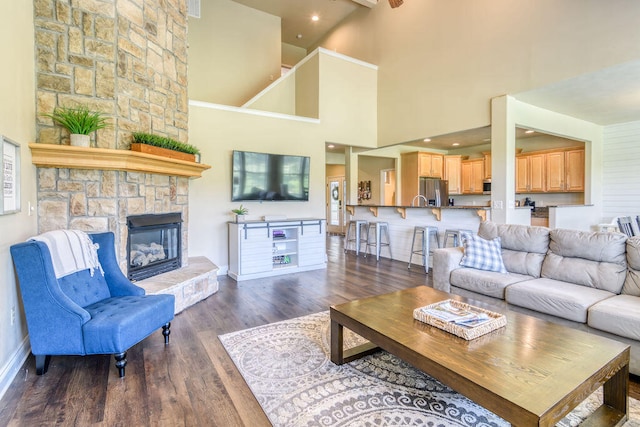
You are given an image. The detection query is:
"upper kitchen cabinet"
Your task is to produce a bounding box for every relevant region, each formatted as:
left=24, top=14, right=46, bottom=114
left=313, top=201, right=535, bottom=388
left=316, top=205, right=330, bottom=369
left=401, top=151, right=444, bottom=205
left=547, top=148, right=585, bottom=192
left=444, top=155, right=463, bottom=195
left=482, top=152, right=491, bottom=179
left=516, top=147, right=584, bottom=194
left=516, top=152, right=545, bottom=193
left=461, top=158, right=484, bottom=194
left=417, top=152, right=444, bottom=178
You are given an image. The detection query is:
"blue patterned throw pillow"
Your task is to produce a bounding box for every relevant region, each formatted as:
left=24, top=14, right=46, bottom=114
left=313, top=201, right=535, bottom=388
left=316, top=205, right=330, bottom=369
left=459, top=234, right=508, bottom=273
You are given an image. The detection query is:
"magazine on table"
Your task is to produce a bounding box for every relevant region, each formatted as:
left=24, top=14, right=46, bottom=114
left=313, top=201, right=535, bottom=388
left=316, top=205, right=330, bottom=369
left=418, top=301, right=492, bottom=328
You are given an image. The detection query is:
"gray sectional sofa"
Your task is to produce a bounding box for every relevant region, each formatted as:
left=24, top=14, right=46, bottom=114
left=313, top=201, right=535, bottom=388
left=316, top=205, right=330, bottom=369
left=433, top=221, right=640, bottom=375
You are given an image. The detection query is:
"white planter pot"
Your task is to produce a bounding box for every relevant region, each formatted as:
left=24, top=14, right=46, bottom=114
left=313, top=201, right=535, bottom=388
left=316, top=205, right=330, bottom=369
left=70, top=134, right=90, bottom=147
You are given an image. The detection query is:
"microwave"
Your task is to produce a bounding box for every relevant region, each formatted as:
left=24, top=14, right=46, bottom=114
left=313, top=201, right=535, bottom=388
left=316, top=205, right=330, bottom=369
left=482, top=179, right=491, bottom=194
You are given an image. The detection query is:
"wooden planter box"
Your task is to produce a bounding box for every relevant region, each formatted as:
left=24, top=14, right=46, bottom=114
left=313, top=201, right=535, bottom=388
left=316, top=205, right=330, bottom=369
left=130, top=143, right=196, bottom=162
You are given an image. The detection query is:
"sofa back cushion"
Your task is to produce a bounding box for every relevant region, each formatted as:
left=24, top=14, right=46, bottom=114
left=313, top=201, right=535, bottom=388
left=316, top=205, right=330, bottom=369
left=541, top=229, right=627, bottom=293
left=478, top=221, right=549, bottom=277
left=58, top=268, right=111, bottom=308
left=623, top=236, right=640, bottom=296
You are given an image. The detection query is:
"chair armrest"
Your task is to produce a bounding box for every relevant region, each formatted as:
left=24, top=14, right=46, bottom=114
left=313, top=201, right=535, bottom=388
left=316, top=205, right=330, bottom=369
left=432, top=247, right=464, bottom=293
left=10, top=241, right=90, bottom=355
left=91, top=232, right=144, bottom=296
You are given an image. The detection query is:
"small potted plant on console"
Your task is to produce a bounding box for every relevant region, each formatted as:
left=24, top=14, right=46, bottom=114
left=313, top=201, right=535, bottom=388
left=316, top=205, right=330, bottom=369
left=231, top=205, right=248, bottom=222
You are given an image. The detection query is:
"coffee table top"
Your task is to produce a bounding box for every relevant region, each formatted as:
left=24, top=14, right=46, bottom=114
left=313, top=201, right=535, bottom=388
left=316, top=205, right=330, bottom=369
left=330, top=286, right=630, bottom=425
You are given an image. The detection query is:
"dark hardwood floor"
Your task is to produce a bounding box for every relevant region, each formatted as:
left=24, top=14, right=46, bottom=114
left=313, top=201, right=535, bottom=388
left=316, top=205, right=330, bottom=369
left=0, top=235, right=637, bottom=426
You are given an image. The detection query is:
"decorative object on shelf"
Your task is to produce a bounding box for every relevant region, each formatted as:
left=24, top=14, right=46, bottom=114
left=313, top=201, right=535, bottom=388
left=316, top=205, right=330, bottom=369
left=357, top=180, right=372, bottom=203
left=130, top=132, right=200, bottom=162
left=42, top=106, right=110, bottom=147
left=231, top=204, right=248, bottom=222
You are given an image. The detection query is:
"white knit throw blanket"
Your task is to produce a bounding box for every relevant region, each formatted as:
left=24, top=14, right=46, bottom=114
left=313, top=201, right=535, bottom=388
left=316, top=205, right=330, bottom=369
left=31, top=230, right=103, bottom=279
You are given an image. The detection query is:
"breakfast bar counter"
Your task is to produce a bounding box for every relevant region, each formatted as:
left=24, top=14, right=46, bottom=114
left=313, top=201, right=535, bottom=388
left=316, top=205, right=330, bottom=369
left=345, top=204, right=490, bottom=265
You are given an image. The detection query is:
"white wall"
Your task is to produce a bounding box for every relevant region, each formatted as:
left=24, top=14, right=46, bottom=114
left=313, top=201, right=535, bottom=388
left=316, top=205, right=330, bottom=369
left=0, top=0, right=36, bottom=399
left=602, top=120, right=640, bottom=222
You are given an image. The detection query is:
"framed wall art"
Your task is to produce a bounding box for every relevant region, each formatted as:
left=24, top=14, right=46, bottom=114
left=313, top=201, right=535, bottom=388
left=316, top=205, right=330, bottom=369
left=1, top=135, right=20, bottom=215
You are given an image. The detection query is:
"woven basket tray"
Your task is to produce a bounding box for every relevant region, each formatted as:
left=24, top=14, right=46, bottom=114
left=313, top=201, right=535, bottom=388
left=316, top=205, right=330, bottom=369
left=413, top=299, right=507, bottom=340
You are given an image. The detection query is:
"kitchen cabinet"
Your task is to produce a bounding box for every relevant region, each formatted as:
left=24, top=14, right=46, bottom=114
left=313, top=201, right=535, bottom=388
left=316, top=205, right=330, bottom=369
left=516, top=153, right=545, bottom=193
left=547, top=148, right=585, bottom=192
left=461, top=159, right=484, bottom=194
left=444, top=155, right=463, bottom=195
left=401, top=151, right=445, bottom=205
left=482, top=152, right=491, bottom=179
left=418, top=152, right=444, bottom=178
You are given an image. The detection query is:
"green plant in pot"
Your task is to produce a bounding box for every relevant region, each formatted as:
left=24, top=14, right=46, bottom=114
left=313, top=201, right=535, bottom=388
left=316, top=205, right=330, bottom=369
left=43, top=106, right=110, bottom=147
left=231, top=205, right=248, bottom=222
left=131, top=132, right=200, bottom=155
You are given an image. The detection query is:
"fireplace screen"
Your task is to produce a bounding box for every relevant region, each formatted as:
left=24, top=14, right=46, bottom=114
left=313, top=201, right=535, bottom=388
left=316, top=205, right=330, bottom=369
left=127, top=213, right=182, bottom=281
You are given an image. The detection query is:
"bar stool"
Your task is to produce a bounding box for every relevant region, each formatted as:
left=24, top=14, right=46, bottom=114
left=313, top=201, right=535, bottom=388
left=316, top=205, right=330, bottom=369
left=364, top=221, right=392, bottom=261
left=344, top=220, right=368, bottom=256
left=443, top=228, right=473, bottom=247
left=408, top=226, right=440, bottom=273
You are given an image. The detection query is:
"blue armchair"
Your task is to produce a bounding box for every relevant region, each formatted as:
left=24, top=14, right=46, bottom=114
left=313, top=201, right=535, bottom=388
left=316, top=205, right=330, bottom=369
left=10, top=231, right=175, bottom=377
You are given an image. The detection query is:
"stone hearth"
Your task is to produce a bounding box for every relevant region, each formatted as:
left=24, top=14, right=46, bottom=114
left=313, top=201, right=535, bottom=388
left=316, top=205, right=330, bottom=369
left=136, top=257, right=219, bottom=314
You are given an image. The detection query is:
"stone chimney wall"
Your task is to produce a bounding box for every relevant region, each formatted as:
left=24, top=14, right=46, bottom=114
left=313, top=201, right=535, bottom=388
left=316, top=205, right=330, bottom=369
left=33, top=0, right=190, bottom=271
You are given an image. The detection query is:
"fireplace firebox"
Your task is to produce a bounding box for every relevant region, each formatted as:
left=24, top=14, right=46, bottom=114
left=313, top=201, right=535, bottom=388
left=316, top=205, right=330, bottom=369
left=127, top=213, right=182, bottom=281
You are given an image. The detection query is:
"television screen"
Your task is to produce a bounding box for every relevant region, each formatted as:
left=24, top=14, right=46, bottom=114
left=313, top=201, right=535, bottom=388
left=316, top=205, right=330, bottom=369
left=232, top=150, right=310, bottom=201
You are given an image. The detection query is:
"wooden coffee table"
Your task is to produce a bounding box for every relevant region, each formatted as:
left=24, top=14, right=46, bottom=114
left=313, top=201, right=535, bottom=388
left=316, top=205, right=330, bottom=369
left=330, top=286, right=630, bottom=426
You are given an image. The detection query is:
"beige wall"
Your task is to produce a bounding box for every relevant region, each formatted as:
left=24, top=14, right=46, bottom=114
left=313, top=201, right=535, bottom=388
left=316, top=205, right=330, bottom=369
left=282, top=43, right=306, bottom=67
left=0, top=0, right=36, bottom=397
left=188, top=103, right=325, bottom=272
left=188, top=0, right=281, bottom=106
left=358, top=156, right=395, bottom=205
left=316, top=0, right=640, bottom=147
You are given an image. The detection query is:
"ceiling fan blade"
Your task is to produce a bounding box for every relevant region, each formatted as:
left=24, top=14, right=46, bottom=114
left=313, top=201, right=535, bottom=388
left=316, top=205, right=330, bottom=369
left=389, top=0, right=404, bottom=8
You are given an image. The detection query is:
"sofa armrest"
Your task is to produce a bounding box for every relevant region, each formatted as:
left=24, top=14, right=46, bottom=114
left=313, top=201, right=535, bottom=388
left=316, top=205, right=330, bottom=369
left=432, top=247, right=464, bottom=293
left=91, top=232, right=145, bottom=296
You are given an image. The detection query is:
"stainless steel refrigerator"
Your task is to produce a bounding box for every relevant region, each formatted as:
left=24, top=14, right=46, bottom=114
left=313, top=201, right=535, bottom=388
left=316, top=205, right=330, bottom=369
left=418, top=178, right=449, bottom=207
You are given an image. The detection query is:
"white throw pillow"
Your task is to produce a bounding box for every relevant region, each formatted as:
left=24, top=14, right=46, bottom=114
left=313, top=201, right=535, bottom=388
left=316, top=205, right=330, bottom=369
left=460, top=234, right=508, bottom=273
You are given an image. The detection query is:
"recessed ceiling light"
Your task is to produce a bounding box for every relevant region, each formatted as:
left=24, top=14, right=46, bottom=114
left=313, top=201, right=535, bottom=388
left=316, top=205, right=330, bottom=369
left=327, top=144, right=335, bottom=149
left=311, top=15, right=319, bottom=21
left=452, top=143, right=460, bottom=146
left=483, top=138, right=491, bottom=142
left=525, top=130, right=535, bottom=134
left=296, top=34, right=303, bottom=39
left=423, top=138, right=431, bottom=142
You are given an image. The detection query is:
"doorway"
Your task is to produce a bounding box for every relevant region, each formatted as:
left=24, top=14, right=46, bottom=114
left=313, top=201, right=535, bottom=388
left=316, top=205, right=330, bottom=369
left=380, top=169, right=396, bottom=205
left=326, top=176, right=346, bottom=235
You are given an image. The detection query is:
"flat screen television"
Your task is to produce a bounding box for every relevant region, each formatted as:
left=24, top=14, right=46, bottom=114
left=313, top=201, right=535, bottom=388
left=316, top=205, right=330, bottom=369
left=232, top=150, right=310, bottom=201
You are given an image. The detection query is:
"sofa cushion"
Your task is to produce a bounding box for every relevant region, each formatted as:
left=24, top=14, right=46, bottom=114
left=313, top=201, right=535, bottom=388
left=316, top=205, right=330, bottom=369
left=588, top=294, right=640, bottom=340
left=541, top=229, right=627, bottom=294
left=451, top=268, right=533, bottom=299
left=623, top=236, right=640, bottom=296
left=459, top=234, right=507, bottom=273
left=505, top=278, right=615, bottom=323
left=58, top=268, right=111, bottom=308
left=478, top=221, right=549, bottom=277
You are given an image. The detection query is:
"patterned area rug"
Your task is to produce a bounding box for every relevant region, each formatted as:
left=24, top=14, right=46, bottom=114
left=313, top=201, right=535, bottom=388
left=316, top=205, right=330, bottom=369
left=219, top=311, right=640, bottom=427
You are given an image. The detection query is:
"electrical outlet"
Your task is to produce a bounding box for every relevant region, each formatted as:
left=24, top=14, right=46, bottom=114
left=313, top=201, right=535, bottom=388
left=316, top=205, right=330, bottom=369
left=10, top=307, right=16, bottom=325
left=493, top=200, right=503, bottom=209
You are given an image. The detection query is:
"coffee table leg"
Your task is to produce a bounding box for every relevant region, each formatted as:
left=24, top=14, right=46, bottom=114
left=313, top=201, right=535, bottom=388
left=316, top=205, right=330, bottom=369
left=331, top=319, right=344, bottom=365
left=603, top=362, right=629, bottom=420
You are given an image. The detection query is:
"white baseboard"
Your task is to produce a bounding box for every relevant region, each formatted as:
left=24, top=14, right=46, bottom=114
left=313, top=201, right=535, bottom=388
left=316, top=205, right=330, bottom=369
left=0, top=336, right=30, bottom=401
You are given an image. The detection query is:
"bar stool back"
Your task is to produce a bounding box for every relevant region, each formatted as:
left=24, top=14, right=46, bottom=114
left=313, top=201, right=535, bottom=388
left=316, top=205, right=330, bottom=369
left=408, top=226, right=440, bottom=273
left=365, top=221, right=392, bottom=261
left=443, top=228, right=474, bottom=247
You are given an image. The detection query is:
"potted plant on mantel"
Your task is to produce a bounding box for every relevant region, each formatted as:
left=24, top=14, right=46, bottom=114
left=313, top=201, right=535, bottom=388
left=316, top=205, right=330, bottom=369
left=43, top=106, right=110, bottom=147
left=131, top=132, right=200, bottom=162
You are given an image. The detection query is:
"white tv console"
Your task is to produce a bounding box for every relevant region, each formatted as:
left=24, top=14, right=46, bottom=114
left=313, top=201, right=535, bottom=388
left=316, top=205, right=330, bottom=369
left=228, top=218, right=327, bottom=281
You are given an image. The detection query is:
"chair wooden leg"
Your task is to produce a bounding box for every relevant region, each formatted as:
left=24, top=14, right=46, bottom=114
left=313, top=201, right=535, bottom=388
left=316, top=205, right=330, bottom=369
left=35, top=355, right=51, bottom=375
left=162, top=322, right=171, bottom=345
left=114, top=352, right=127, bottom=378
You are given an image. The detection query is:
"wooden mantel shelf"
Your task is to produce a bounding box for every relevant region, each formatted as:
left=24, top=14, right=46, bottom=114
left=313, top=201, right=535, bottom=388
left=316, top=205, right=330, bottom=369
left=29, top=143, right=211, bottom=178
